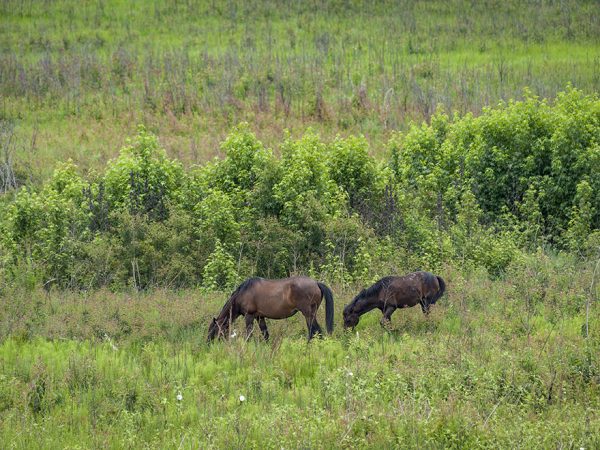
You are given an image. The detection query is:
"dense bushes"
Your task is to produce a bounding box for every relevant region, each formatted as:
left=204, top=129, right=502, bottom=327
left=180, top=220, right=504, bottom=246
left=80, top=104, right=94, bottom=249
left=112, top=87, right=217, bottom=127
left=390, top=88, right=600, bottom=244
left=1, top=89, right=598, bottom=290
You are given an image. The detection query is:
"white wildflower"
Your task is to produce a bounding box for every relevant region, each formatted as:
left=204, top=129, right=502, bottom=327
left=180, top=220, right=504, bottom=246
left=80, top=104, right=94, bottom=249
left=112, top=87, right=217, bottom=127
left=103, top=333, right=118, bottom=351
left=347, top=371, right=353, bottom=377
left=176, top=392, right=183, bottom=402
left=230, top=331, right=237, bottom=338
left=239, top=395, right=246, bottom=402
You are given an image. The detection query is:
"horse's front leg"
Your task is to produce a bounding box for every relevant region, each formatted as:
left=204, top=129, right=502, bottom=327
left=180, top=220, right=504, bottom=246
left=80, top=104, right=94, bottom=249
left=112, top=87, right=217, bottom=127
left=244, top=314, right=256, bottom=340
left=380, top=305, right=396, bottom=329
left=257, top=317, right=269, bottom=341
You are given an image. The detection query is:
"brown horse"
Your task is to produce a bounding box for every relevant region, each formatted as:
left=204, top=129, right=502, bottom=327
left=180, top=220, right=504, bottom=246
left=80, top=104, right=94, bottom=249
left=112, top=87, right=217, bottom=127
left=207, top=276, right=334, bottom=342
left=343, top=271, right=445, bottom=329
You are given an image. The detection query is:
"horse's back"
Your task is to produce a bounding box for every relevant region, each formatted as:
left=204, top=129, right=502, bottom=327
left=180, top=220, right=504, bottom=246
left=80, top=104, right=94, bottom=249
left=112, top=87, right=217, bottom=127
left=287, top=275, right=319, bottom=289
left=388, top=271, right=441, bottom=304
left=257, top=276, right=317, bottom=293
left=242, top=276, right=320, bottom=297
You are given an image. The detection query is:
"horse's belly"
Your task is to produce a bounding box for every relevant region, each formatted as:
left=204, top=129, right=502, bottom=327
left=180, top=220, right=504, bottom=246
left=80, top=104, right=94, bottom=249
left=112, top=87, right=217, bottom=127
left=255, top=298, right=296, bottom=319
left=391, top=286, right=421, bottom=308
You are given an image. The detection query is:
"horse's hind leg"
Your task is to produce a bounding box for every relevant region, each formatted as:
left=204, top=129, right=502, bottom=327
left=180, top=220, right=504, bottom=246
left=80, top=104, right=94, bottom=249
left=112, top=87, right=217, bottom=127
left=302, top=311, right=323, bottom=340
left=258, top=317, right=269, bottom=341
left=307, top=318, right=323, bottom=340
left=244, top=314, right=256, bottom=340
left=420, top=299, right=431, bottom=316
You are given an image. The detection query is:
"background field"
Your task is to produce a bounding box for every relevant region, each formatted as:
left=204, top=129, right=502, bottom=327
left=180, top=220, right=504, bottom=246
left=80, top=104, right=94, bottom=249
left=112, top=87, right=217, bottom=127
left=1, top=0, right=599, bottom=182
left=1, top=1, right=600, bottom=448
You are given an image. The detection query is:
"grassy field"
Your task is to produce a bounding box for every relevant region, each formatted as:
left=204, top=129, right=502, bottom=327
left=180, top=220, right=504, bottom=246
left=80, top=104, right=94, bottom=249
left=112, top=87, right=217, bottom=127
left=1, top=1, right=600, bottom=448
left=1, top=0, right=599, bottom=182
left=1, top=257, right=599, bottom=448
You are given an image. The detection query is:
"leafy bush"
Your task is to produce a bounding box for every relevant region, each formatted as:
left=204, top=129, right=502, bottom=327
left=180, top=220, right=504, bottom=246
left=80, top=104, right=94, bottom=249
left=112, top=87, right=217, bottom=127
left=391, top=87, right=600, bottom=246
left=201, top=240, right=238, bottom=292
left=273, top=132, right=343, bottom=228
left=327, top=135, right=382, bottom=208
left=103, top=126, right=184, bottom=220
left=0, top=89, right=598, bottom=290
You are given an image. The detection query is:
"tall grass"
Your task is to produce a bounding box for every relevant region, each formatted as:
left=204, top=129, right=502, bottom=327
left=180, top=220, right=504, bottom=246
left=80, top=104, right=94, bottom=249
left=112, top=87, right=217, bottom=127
left=0, top=258, right=599, bottom=448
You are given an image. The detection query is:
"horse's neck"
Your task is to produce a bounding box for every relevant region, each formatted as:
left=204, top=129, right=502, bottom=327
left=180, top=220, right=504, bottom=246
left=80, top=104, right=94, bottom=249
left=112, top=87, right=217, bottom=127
left=356, top=295, right=381, bottom=316
left=217, top=300, right=236, bottom=323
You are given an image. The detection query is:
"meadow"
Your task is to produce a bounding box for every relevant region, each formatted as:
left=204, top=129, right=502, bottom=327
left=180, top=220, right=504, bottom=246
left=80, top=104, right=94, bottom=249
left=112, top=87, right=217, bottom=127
left=1, top=1, right=600, bottom=448
left=0, top=257, right=599, bottom=448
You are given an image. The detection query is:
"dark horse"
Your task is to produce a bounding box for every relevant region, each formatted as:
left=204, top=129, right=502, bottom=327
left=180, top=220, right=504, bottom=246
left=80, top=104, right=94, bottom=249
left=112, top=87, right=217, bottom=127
left=207, top=276, right=334, bottom=342
left=343, top=271, right=445, bottom=329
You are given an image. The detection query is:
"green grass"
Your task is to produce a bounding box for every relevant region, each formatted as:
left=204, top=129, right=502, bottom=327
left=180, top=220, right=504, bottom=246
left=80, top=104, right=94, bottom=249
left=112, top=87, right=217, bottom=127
left=1, top=0, right=599, bottom=182
left=1, top=261, right=599, bottom=448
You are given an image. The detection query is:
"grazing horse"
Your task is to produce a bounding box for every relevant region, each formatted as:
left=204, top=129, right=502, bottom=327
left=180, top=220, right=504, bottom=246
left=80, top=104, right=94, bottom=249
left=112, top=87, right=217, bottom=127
left=343, top=271, right=446, bottom=329
left=207, top=276, right=334, bottom=342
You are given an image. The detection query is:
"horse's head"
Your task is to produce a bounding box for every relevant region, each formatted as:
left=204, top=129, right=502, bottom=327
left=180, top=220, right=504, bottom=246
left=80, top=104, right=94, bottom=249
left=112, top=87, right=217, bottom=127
left=343, top=303, right=360, bottom=329
left=207, top=317, right=228, bottom=342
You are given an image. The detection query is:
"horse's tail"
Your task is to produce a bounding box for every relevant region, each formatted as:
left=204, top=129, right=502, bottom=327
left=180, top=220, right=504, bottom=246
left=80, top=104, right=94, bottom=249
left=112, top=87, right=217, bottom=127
left=317, top=282, right=334, bottom=334
left=431, top=276, right=446, bottom=304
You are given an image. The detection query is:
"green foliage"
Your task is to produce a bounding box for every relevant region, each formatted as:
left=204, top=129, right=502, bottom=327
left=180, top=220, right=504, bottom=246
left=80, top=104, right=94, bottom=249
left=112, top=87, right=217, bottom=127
left=327, top=135, right=381, bottom=208
left=103, top=126, right=184, bottom=219
left=193, top=189, right=241, bottom=251
left=465, top=94, right=557, bottom=222
left=565, top=179, right=596, bottom=255
left=217, top=123, right=272, bottom=193
left=201, top=240, right=238, bottom=292
left=390, top=111, right=449, bottom=192
left=243, top=217, right=300, bottom=278
left=274, top=132, right=343, bottom=228
left=1, top=162, right=89, bottom=285
left=1, top=89, right=599, bottom=290
left=392, top=88, right=600, bottom=247
left=47, top=160, right=86, bottom=203
left=517, top=184, right=545, bottom=249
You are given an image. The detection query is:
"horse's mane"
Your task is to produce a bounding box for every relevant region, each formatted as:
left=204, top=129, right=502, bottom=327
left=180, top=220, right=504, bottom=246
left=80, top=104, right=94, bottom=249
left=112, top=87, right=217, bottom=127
left=217, top=277, right=262, bottom=318
left=346, top=276, right=395, bottom=311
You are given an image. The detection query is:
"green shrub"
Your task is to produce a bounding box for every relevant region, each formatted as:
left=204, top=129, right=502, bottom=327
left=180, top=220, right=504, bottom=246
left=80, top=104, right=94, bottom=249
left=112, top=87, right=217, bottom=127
left=389, top=88, right=600, bottom=246
left=565, top=179, right=595, bottom=255
left=193, top=189, right=241, bottom=252
left=327, top=135, right=382, bottom=208
left=201, top=240, right=238, bottom=292
left=103, top=126, right=184, bottom=220
left=1, top=89, right=599, bottom=290
left=217, top=123, right=272, bottom=193
left=273, top=131, right=343, bottom=229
